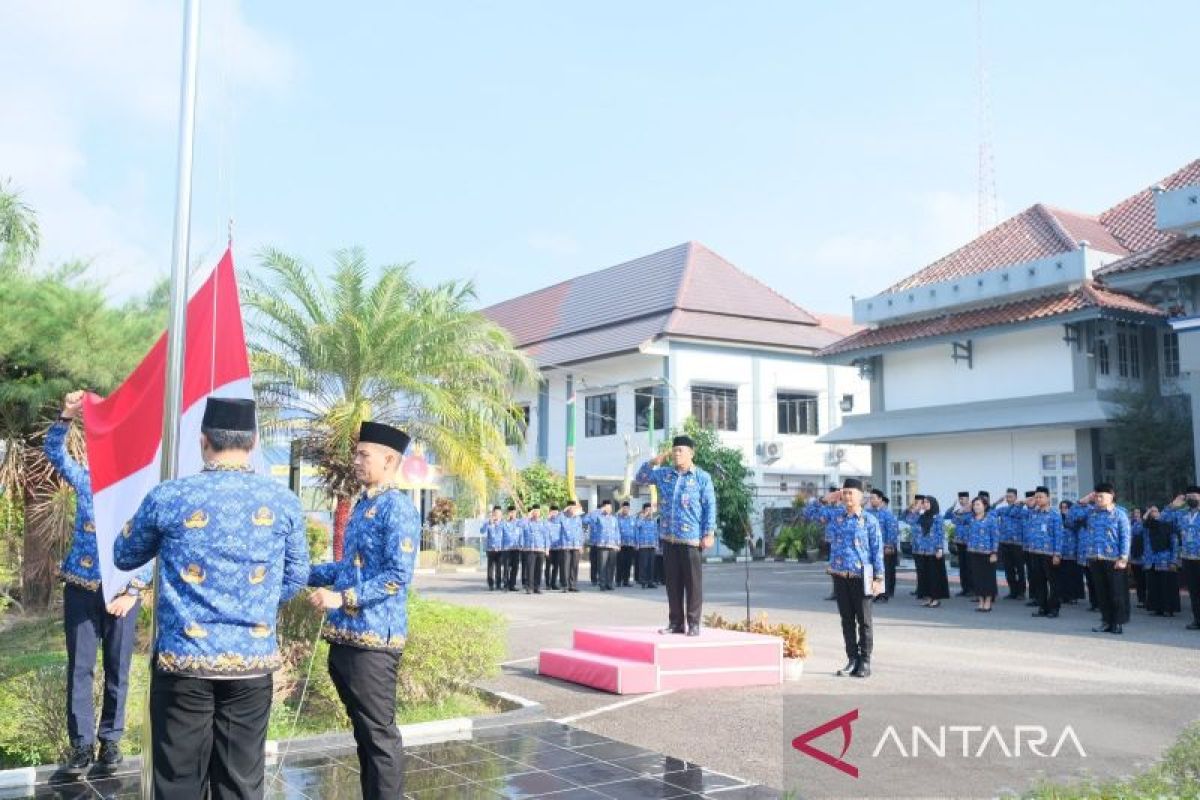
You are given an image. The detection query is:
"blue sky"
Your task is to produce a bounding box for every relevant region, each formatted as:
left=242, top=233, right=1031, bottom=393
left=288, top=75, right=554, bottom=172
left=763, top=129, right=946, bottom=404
left=2, top=1, right=1197, bottom=315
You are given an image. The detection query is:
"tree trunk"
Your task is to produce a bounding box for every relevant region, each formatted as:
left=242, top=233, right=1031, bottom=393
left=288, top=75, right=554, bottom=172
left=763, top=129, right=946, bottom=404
left=21, top=481, right=55, bottom=610
left=332, top=495, right=351, bottom=561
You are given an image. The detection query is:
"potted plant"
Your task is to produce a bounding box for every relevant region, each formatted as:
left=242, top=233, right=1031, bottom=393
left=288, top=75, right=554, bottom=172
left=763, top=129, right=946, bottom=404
left=772, top=525, right=806, bottom=561
left=703, top=612, right=810, bottom=681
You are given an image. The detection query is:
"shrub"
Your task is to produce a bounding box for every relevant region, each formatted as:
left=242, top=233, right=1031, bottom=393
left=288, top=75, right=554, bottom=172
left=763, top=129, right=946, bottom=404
left=456, top=546, right=480, bottom=567
left=703, top=611, right=810, bottom=660
left=305, top=517, right=331, bottom=562
left=399, top=592, right=505, bottom=704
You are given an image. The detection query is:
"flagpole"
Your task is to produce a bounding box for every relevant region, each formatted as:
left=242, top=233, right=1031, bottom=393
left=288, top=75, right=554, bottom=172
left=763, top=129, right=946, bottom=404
left=142, top=1, right=201, bottom=797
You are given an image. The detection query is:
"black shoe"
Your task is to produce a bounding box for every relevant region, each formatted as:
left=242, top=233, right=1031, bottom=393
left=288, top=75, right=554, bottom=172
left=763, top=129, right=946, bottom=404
left=533, top=589, right=542, bottom=594
left=956, top=590, right=970, bottom=597
left=568, top=587, right=580, bottom=592
left=836, top=658, right=858, bottom=677
left=524, top=588, right=532, bottom=594
left=63, top=744, right=93, bottom=775
left=97, top=741, right=123, bottom=769
left=659, top=626, right=685, bottom=635
left=1004, top=594, right=1020, bottom=600
left=1033, top=610, right=1049, bottom=617
left=1187, top=622, right=1200, bottom=630
left=1046, top=611, right=1059, bottom=618
left=873, top=595, right=889, bottom=604
left=1025, top=600, right=1039, bottom=607
left=1092, top=624, right=1112, bottom=633
left=851, top=659, right=871, bottom=678
left=1111, top=624, right=1123, bottom=635
left=686, top=627, right=701, bottom=637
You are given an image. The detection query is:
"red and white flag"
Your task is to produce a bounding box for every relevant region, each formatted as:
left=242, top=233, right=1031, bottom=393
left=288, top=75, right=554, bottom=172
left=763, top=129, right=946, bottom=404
left=83, top=248, right=255, bottom=602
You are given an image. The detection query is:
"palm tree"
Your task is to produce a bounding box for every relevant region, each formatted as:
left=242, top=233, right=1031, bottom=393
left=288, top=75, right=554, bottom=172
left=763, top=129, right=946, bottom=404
left=0, top=179, right=41, bottom=272
left=243, top=247, right=537, bottom=559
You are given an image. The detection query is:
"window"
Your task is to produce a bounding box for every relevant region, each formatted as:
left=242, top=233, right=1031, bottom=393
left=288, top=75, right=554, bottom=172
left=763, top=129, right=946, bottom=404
left=1164, top=331, right=1181, bottom=379
left=888, top=460, right=918, bottom=509
left=1097, top=337, right=1110, bottom=376
left=777, top=392, right=818, bottom=435
left=584, top=393, right=616, bottom=438
left=634, top=385, right=665, bottom=432
left=1040, top=452, right=1078, bottom=502
left=1116, top=322, right=1140, bottom=379
left=691, top=385, right=738, bottom=431
left=505, top=404, right=530, bottom=446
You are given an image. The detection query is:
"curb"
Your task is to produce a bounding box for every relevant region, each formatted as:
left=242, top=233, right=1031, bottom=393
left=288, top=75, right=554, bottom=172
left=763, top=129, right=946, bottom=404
left=0, top=687, right=544, bottom=792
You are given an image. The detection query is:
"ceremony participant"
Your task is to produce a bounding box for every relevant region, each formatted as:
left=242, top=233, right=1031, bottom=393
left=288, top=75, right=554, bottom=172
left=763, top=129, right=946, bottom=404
left=1142, top=507, right=1180, bottom=617
left=546, top=505, right=562, bottom=590
left=616, top=501, right=637, bottom=587
left=1130, top=507, right=1147, bottom=608
left=902, top=496, right=925, bottom=597
left=1071, top=483, right=1131, bottom=635
left=585, top=500, right=620, bottom=590
left=964, top=496, right=1000, bottom=612
left=1057, top=500, right=1086, bottom=604
left=1164, top=486, right=1200, bottom=629
left=636, top=435, right=717, bottom=636
left=501, top=505, right=521, bottom=592
left=866, top=489, right=899, bottom=602
left=481, top=506, right=504, bottom=591
left=821, top=479, right=883, bottom=678
left=557, top=501, right=584, bottom=592
left=914, top=496, right=948, bottom=607
left=947, top=491, right=974, bottom=597
left=521, top=505, right=550, bottom=594
left=1024, top=487, right=1064, bottom=618
left=995, top=488, right=1028, bottom=600
left=115, top=398, right=309, bottom=799
left=47, top=391, right=151, bottom=775
left=307, top=421, right=420, bottom=799
left=636, top=502, right=659, bottom=589
left=804, top=487, right=841, bottom=601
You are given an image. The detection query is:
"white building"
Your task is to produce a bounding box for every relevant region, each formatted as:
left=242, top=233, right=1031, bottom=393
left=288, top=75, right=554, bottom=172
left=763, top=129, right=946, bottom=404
left=819, top=159, right=1200, bottom=508
left=482, top=241, right=871, bottom=544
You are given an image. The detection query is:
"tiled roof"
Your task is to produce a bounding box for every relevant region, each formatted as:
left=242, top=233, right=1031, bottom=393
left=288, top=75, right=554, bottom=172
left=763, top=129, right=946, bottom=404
left=884, top=204, right=1128, bottom=293
left=1096, top=235, right=1200, bottom=278
left=813, top=313, right=863, bottom=338
left=1098, top=159, right=1200, bottom=253
left=483, top=242, right=831, bottom=366
left=818, top=283, right=1164, bottom=358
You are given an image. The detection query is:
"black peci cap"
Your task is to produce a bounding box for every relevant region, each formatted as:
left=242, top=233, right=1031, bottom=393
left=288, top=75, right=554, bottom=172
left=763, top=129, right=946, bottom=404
left=958, top=491, right=970, bottom=499
left=672, top=435, right=695, bottom=449
left=1185, top=485, right=1200, bottom=494
left=492, top=505, right=502, bottom=512
left=359, top=421, right=411, bottom=455
left=621, top=501, right=630, bottom=507
left=842, top=478, right=864, bottom=491
left=549, top=504, right=559, bottom=511
left=1006, top=487, right=1019, bottom=495
left=1094, top=482, right=1116, bottom=495
left=1034, top=486, right=1050, bottom=495
left=201, top=397, right=256, bottom=432
left=1024, top=491, right=1035, bottom=498
left=914, top=494, right=926, bottom=501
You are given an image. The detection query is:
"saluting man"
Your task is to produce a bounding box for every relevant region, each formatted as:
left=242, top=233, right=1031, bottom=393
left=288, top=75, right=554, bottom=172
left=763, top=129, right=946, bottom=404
left=1024, top=486, right=1065, bottom=619
left=115, top=398, right=309, bottom=799
left=866, top=489, right=899, bottom=602
left=1070, top=482, right=1131, bottom=635
left=308, top=421, right=420, bottom=799
left=617, top=501, right=637, bottom=587
left=481, top=506, right=504, bottom=591
left=557, top=501, right=585, bottom=592
left=48, top=391, right=152, bottom=776
left=584, top=500, right=621, bottom=590
left=947, top=491, right=974, bottom=597
left=546, top=505, right=562, bottom=590
left=522, top=505, right=550, bottom=594
left=636, top=502, right=659, bottom=589
left=995, top=488, right=1028, bottom=600
left=822, top=479, right=884, bottom=678
left=1163, top=485, right=1200, bottom=630
left=501, top=505, right=521, bottom=591
left=636, top=435, right=717, bottom=636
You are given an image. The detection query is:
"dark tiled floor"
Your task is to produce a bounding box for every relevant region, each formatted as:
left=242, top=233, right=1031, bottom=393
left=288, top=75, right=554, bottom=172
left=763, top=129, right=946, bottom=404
left=7, top=721, right=782, bottom=799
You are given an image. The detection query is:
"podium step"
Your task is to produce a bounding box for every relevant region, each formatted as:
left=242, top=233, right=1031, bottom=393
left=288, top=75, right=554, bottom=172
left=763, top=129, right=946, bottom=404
left=538, top=648, right=659, bottom=694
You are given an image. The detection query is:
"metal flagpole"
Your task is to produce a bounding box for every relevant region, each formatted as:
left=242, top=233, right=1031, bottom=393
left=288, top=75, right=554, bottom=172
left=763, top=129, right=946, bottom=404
left=142, top=1, right=201, bottom=797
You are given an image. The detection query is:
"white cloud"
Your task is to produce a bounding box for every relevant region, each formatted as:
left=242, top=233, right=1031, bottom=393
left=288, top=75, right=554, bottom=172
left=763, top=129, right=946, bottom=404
left=0, top=0, right=295, bottom=298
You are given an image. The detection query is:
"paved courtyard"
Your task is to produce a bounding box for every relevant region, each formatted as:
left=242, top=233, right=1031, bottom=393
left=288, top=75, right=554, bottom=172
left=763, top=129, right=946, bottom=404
left=423, top=560, right=1200, bottom=798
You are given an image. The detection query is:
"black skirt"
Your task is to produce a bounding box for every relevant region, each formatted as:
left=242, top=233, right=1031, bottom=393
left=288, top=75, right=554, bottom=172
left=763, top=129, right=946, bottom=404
left=1056, top=559, right=1085, bottom=601
left=1146, top=567, right=1181, bottom=614
left=969, top=552, right=998, bottom=598
left=919, top=553, right=950, bottom=600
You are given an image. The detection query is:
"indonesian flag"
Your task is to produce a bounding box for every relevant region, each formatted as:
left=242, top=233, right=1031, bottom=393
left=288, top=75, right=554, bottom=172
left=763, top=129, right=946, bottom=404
left=83, top=248, right=254, bottom=603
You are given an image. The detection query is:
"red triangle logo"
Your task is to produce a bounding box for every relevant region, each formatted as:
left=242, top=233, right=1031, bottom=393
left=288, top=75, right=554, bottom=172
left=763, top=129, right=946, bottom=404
left=791, top=709, right=859, bottom=778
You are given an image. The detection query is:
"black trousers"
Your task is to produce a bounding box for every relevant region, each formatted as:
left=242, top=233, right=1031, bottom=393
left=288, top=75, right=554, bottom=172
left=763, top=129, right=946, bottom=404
left=559, top=549, right=581, bottom=590
left=1131, top=564, right=1146, bottom=604
left=663, top=542, right=703, bottom=630
left=1000, top=543, right=1026, bottom=598
left=832, top=573, right=873, bottom=660
left=883, top=549, right=898, bottom=597
left=654, top=553, right=665, bottom=584
left=328, top=645, right=405, bottom=800
left=504, top=549, right=520, bottom=590
left=150, top=671, right=272, bottom=800
left=1091, top=559, right=1130, bottom=626
left=64, top=583, right=139, bottom=748
left=637, top=548, right=656, bottom=586
left=955, top=542, right=973, bottom=594
left=486, top=551, right=503, bottom=589
left=1184, top=560, right=1200, bottom=623
left=589, top=545, right=598, bottom=584
left=593, top=548, right=618, bottom=589
left=617, top=546, right=636, bottom=585
left=1028, top=553, right=1060, bottom=613
left=1057, top=558, right=1085, bottom=601
left=547, top=549, right=561, bottom=588
left=524, top=551, right=546, bottom=592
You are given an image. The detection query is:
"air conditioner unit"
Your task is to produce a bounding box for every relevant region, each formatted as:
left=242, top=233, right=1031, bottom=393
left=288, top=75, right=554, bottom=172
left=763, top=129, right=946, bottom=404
left=761, top=440, right=783, bottom=462
left=824, top=447, right=847, bottom=466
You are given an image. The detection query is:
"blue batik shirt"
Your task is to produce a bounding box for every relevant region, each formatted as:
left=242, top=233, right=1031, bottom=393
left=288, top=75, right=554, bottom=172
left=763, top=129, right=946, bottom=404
left=115, top=465, right=309, bottom=677
left=500, top=518, right=521, bottom=549
left=1059, top=517, right=1079, bottom=561
left=546, top=514, right=561, bottom=547
left=1142, top=522, right=1179, bottom=569
left=865, top=506, right=899, bottom=549
left=617, top=513, right=637, bottom=547
left=558, top=514, right=584, bottom=550
left=803, top=500, right=836, bottom=543
left=45, top=421, right=152, bottom=595
left=995, top=503, right=1027, bottom=546
left=963, top=514, right=1000, bottom=554
left=308, top=485, right=419, bottom=654
left=946, top=505, right=972, bottom=545
left=1164, top=507, right=1200, bottom=560
left=481, top=520, right=504, bottom=552
left=584, top=511, right=620, bottom=549
left=1069, top=503, right=1131, bottom=562
left=521, top=518, right=552, bottom=552
left=911, top=514, right=947, bottom=556
left=825, top=507, right=884, bottom=577
left=635, top=461, right=717, bottom=546
left=636, top=516, right=659, bottom=548
left=1022, top=507, right=1065, bottom=556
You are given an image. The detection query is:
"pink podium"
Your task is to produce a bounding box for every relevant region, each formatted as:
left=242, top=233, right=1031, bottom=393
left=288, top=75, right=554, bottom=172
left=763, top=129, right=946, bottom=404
left=538, top=626, right=784, bottom=694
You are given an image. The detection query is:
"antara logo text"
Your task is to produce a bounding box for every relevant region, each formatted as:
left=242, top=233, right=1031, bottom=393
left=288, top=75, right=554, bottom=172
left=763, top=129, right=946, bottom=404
left=793, top=710, right=1087, bottom=778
